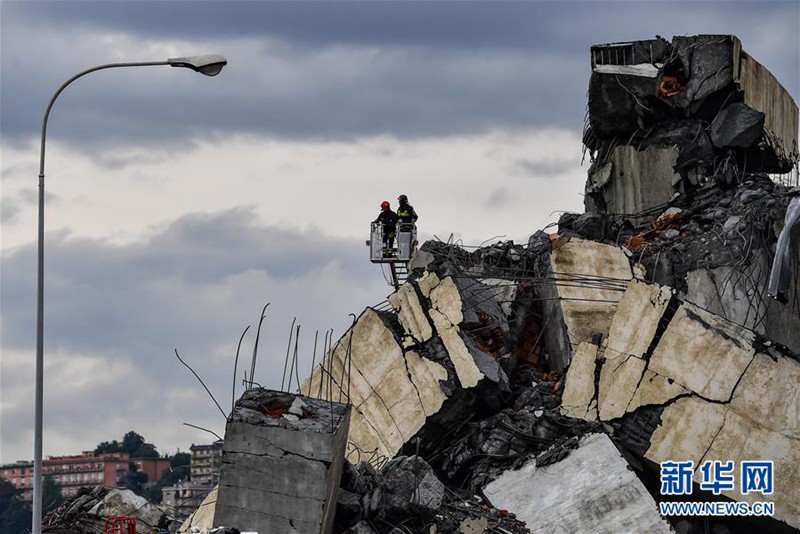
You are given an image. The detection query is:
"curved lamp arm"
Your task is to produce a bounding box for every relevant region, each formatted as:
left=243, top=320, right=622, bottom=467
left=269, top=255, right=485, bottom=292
left=33, top=54, right=226, bottom=534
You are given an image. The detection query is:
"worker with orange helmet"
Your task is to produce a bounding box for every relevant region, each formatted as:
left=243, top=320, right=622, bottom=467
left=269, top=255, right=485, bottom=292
left=373, top=200, right=398, bottom=253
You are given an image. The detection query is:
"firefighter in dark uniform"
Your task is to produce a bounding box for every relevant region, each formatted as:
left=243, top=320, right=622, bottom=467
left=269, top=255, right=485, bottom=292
left=373, top=200, right=398, bottom=253
left=396, top=194, right=418, bottom=229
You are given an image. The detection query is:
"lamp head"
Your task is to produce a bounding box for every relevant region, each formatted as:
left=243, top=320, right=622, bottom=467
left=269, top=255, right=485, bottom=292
left=168, top=54, right=227, bottom=76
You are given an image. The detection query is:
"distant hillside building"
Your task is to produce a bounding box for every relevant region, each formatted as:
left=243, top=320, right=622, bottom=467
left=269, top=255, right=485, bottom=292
left=162, top=480, right=213, bottom=519
left=131, top=456, right=171, bottom=487
left=190, top=441, right=223, bottom=486
left=0, top=461, right=35, bottom=502
left=0, top=451, right=170, bottom=501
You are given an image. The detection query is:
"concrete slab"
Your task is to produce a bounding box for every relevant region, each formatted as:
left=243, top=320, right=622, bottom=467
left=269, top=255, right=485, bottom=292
left=560, top=342, right=598, bottom=421
left=388, top=283, right=433, bottom=343
left=598, top=279, right=674, bottom=420
left=648, top=303, right=755, bottom=402
left=301, top=308, right=449, bottom=463
left=177, top=487, right=216, bottom=534
left=542, top=239, right=634, bottom=370
left=484, top=433, right=674, bottom=534
left=429, top=308, right=483, bottom=388
left=557, top=280, right=800, bottom=529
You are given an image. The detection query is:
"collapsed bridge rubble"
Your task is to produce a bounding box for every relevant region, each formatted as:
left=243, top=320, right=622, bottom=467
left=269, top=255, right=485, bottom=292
left=316, top=33, right=796, bottom=534
left=56, top=33, right=795, bottom=534
left=42, top=486, right=169, bottom=533
left=181, top=211, right=796, bottom=533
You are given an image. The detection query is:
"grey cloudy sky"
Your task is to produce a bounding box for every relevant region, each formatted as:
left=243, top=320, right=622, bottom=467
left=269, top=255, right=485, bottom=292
left=1, top=1, right=798, bottom=464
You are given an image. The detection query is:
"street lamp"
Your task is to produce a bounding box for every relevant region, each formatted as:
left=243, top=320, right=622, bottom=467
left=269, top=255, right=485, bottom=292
left=33, top=54, right=227, bottom=534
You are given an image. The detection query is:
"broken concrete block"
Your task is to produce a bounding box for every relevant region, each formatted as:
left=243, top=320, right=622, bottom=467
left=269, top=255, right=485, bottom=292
left=601, top=145, right=681, bottom=219
left=367, top=456, right=444, bottom=516
left=559, top=342, right=598, bottom=421
left=438, top=277, right=507, bottom=334
left=541, top=239, right=634, bottom=370
left=729, top=351, right=800, bottom=440
left=417, top=271, right=441, bottom=298
left=289, top=397, right=307, bottom=416
left=388, top=283, right=433, bottom=343
left=480, top=278, right=518, bottom=319
left=429, top=308, right=483, bottom=388
left=85, top=489, right=165, bottom=530
left=685, top=262, right=768, bottom=333
left=302, top=309, right=449, bottom=463
left=214, top=390, right=350, bottom=534
left=626, top=369, right=690, bottom=414
left=710, top=103, right=765, bottom=148
left=597, top=280, right=678, bottom=420
left=423, top=275, right=508, bottom=388
left=585, top=33, right=798, bottom=214
left=430, top=276, right=464, bottom=325
left=669, top=35, right=735, bottom=108
left=484, top=433, right=674, bottom=534
left=302, top=272, right=513, bottom=467
left=604, top=279, right=673, bottom=359
left=178, top=488, right=217, bottom=534
left=597, top=352, right=647, bottom=422
left=560, top=277, right=800, bottom=529
left=594, top=280, right=782, bottom=418
left=408, top=249, right=435, bottom=273
left=405, top=351, right=450, bottom=416
left=645, top=393, right=800, bottom=529
left=648, top=303, right=755, bottom=402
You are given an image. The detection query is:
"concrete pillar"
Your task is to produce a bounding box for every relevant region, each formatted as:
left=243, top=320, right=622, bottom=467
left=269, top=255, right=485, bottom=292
left=214, top=389, right=350, bottom=534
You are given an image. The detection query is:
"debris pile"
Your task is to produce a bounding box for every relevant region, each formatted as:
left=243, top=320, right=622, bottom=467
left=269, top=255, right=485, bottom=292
left=431, top=374, right=596, bottom=491
left=583, top=34, right=798, bottom=220
left=335, top=456, right=529, bottom=534
left=42, top=486, right=168, bottom=534
left=169, top=34, right=797, bottom=534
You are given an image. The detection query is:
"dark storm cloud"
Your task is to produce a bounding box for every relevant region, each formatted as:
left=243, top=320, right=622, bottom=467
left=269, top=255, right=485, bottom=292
left=512, top=158, right=576, bottom=178
left=0, top=207, right=385, bottom=356
left=0, top=2, right=588, bottom=49
left=7, top=1, right=797, bottom=54
left=0, top=205, right=390, bottom=460
left=1, top=1, right=798, bottom=150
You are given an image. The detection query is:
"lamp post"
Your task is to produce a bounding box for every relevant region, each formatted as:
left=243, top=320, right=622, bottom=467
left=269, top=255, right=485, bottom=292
left=33, top=54, right=227, bottom=534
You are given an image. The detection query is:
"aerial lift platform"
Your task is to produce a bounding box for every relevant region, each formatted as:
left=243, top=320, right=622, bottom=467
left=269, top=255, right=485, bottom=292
left=369, top=222, right=417, bottom=290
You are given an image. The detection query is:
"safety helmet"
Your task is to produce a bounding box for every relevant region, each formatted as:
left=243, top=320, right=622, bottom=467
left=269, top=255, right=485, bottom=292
left=398, top=194, right=408, bottom=203
left=381, top=201, right=390, bottom=209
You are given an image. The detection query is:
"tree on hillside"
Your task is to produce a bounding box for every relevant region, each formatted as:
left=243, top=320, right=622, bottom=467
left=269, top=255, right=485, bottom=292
left=94, top=439, right=122, bottom=455
left=94, top=431, right=159, bottom=458
left=0, top=479, right=31, bottom=534
left=122, top=431, right=159, bottom=458
left=170, top=452, right=191, bottom=470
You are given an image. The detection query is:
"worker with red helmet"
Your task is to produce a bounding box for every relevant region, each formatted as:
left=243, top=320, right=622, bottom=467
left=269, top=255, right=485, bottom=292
left=373, top=200, right=398, bottom=253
